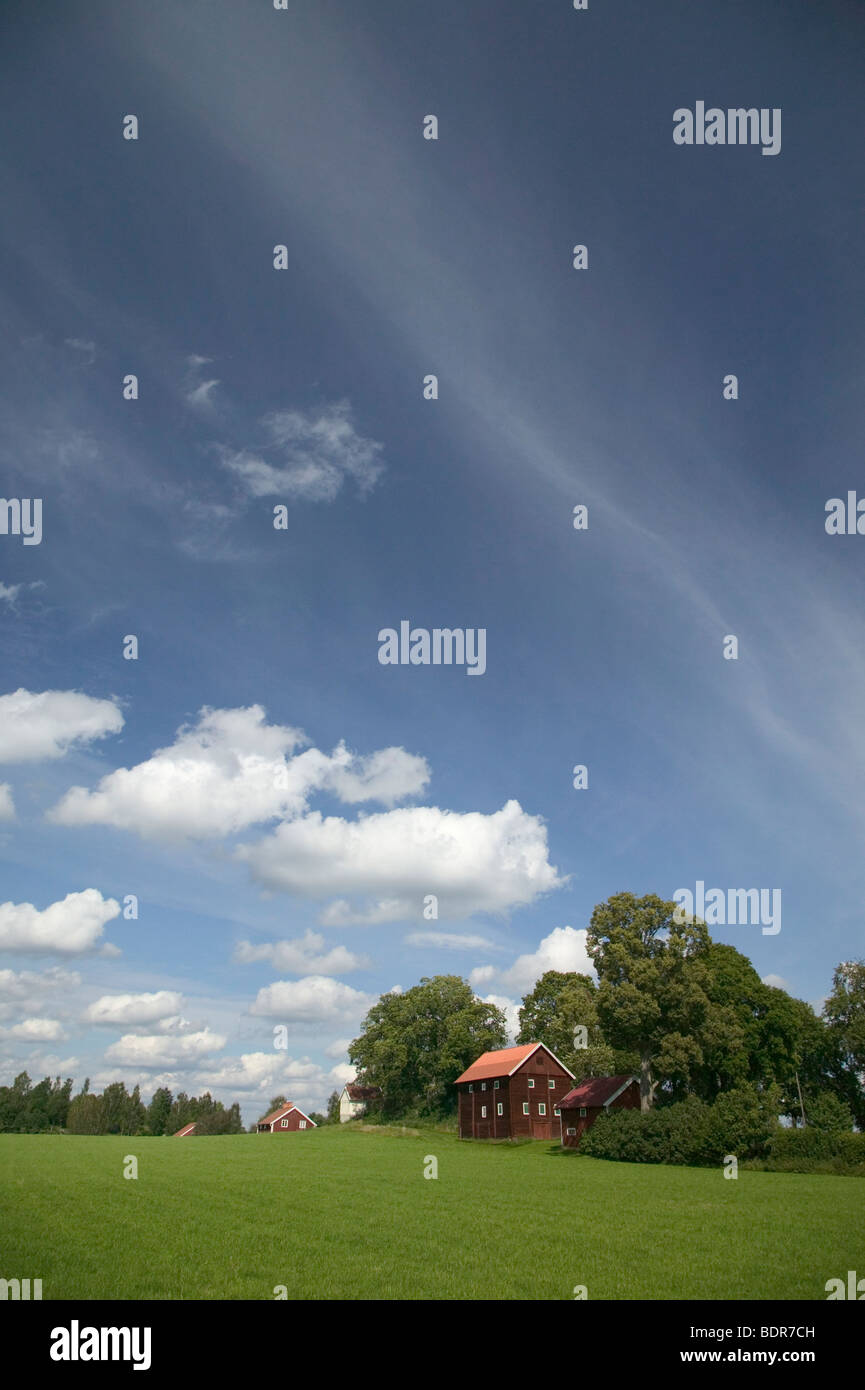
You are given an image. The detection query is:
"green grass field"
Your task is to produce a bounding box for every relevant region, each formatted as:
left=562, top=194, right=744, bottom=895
left=1, top=1126, right=860, bottom=1300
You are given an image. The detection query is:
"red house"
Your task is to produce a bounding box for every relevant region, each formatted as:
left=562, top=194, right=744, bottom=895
left=256, top=1102, right=317, bottom=1133
left=173, top=1122, right=196, bottom=1137
left=558, top=1074, right=640, bottom=1147
left=455, top=1042, right=575, bottom=1140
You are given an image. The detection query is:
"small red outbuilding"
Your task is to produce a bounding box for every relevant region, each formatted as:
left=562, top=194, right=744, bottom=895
left=256, top=1102, right=317, bottom=1134
left=558, top=1074, right=640, bottom=1147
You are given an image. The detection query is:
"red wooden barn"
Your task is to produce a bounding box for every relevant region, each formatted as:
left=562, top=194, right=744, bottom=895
left=455, top=1042, right=575, bottom=1140
left=256, top=1101, right=317, bottom=1133
left=558, top=1074, right=640, bottom=1147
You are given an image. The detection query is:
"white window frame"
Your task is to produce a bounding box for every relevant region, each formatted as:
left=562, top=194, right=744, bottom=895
left=281, top=1118, right=289, bottom=1128
left=522, top=1102, right=529, bottom=1115
left=538, top=1103, right=547, bottom=1116
left=548, top=1079, right=555, bottom=1089
left=299, top=1120, right=307, bottom=1129
left=554, top=1107, right=561, bottom=1116
left=481, top=1105, right=487, bottom=1118
left=497, top=1102, right=503, bottom=1116
left=481, top=1082, right=487, bottom=1091
left=468, top=1084, right=473, bottom=1093
left=567, top=1127, right=577, bottom=1136
left=494, top=1080, right=500, bottom=1089
left=579, top=1107, right=587, bottom=1117
left=528, top=1078, right=535, bottom=1088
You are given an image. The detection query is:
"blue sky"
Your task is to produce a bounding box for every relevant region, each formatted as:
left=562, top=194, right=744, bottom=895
left=1, top=0, right=863, bottom=1123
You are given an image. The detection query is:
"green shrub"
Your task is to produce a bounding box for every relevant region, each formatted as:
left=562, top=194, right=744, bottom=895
left=580, top=1087, right=776, bottom=1166
left=802, top=1092, right=854, bottom=1132
left=767, top=1126, right=865, bottom=1164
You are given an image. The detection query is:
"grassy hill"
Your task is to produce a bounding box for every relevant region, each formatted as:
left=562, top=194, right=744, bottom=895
left=0, top=1126, right=857, bottom=1300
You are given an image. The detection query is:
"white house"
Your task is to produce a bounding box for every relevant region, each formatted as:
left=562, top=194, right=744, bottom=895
left=338, top=1083, right=381, bottom=1123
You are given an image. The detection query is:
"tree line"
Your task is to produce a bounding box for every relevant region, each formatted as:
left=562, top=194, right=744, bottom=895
left=348, top=893, right=864, bottom=1129
left=0, top=1074, right=243, bottom=1135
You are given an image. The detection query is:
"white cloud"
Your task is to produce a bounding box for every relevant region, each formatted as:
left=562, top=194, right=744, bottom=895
left=0, top=784, right=14, bottom=820
left=249, top=974, right=374, bottom=1025
left=65, top=338, right=96, bottom=365
left=234, top=931, right=368, bottom=975
left=218, top=400, right=384, bottom=502
left=193, top=1051, right=322, bottom=1094
left=324, top=1037, right=352, bottom=1059
left=329, top=1062, right=356, bottom=1086
left=49, top=706, right=427, bottom=841
left=187, top=379, right=220, bottom=408
left=0, top=967, right=80, bottom=1000
left=0, top=1052, right=79, bottom=1079
left=84, top=991, right=184, bottom=1028
left=469, top=965, right=496, bottom=984
left=0, top=583, right=22, bottom=606
left=326, top=747, right=429, bottom=805
left=105, top=1027, right=225, bottom=1068
left=0, top=890, right=120, bottom=956
left=761, top=974, right=790, bottom=991
left=479, top=993, right=521, bottom=1043
left=470, top=926, right=596, bottom=997
left=3, top=1017, right=67, bottom=1041
left=404, top=931, right=499, bottom=951
left=240, top=799, right=565, bottom=921
left=0, top=967, right=82, bottom=1029
left=183, top=354, right=220, bottom=409
left=0, top=689, right=123, bottom=764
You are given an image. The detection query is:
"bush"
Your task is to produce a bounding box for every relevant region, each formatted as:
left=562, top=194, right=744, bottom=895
left=767, top=1126, right=865, bottom=1164
left=802, top=1092, right=854, bottom=1132
left=580, top=1087, right=776, bottom=1167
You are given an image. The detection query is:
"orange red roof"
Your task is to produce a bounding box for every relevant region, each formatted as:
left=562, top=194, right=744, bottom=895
left=455, top=1043, right=543, bottom=1085
left=258, top=1103, right=296, bottom=1126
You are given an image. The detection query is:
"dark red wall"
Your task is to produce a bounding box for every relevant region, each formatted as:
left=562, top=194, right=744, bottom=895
left=457, top=1048, right=573, bottom=1139
left=560, top=1080, right=640, bottom=1147
left=262, top=1110, right=314, bottom=1133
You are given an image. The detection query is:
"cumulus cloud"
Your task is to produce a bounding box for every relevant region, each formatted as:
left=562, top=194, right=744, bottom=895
left=105, top=1027, right=225, bottom=1069
left=0, top=784, right=14, bottom=820
left=234, top=931, right=368, bottom=975
left=761, top=974, right=789, bottom=991
left=479, top=993, right=521, bottom=1042
left=193, top=1051, right=322, bottom=1094
left=84, top=991, right=184, bottom=1028
left=249, top=975, right=374, bottom=1025
left=218, top=400, right=384, bottom=502
left=0, top=890, right=120, bottom=955
left=469, top=965, right=496, bottom=984
left=324, top=1037, right=352, bottom=1059
left=470, top=925, right=595, bottom=997
left=0, top=965, right=81, bottom=1005
left=0, top=967, right=81, bottom=1026
left=49, top=706, right=427, bottom=841
left=2, top=1017, right=66, bottom=1041
left=240, top=799, right=565, bottom=921
left=0, top=689, right=123, bottom=764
